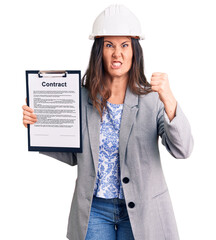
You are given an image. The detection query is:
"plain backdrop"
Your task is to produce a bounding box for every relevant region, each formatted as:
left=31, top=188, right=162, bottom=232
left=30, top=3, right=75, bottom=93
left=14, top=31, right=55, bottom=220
left=0, top=0, right=215, bottom=239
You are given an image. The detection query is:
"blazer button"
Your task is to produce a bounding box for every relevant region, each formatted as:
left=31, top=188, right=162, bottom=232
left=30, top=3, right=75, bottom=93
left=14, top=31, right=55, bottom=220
left=122, top=177, right=130, bottom=184
left=128, top=202, right=135, bottom=208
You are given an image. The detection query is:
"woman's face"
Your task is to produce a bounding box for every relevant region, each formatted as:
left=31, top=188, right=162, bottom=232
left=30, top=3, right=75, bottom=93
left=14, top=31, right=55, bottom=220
left=102, top=36, right=133, bottom=80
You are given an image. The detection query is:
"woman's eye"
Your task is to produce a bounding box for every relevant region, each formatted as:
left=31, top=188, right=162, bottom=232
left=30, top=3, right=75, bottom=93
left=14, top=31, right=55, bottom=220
left=106, top=44, right=113, bottom=48
left=122, top=44, right=129, bottom=48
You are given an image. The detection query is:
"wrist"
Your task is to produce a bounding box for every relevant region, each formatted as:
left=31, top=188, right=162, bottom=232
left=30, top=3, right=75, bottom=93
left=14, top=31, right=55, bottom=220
left=162, top=93, right=177, bottom=121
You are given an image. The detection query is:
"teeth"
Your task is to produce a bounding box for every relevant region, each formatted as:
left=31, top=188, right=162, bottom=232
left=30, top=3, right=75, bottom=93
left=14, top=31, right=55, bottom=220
left=112, top=62, right=121, bottom=67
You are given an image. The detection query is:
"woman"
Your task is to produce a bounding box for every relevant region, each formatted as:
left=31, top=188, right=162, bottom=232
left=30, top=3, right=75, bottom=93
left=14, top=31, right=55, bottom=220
left=22, top=5, right=194, bottom=240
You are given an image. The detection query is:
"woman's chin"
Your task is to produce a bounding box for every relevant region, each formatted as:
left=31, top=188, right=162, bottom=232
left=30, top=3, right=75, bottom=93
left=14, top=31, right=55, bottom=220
left=107, top=71, right=129, bottom=79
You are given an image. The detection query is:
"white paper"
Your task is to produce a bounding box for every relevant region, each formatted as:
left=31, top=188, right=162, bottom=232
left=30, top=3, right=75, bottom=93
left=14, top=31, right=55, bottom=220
left=28, top=72, right=80, bottom=148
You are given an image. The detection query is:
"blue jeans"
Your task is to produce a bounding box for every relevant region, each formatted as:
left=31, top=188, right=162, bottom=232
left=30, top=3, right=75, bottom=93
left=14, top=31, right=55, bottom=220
left=85, top=195, right=135, bottom=240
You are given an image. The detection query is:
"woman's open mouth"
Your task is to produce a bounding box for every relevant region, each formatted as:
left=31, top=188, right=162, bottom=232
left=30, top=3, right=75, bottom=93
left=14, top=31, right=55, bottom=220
left=111, top=61, right=122, bottom=69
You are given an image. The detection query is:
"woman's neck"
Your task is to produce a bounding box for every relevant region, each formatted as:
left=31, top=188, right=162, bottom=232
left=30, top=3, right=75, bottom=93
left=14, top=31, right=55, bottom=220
left=106, top=75, right=128, bottom=104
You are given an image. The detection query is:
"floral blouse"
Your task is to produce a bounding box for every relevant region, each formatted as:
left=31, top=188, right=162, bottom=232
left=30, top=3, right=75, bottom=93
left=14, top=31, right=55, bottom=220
left=93, top=101, right=124, bottom=199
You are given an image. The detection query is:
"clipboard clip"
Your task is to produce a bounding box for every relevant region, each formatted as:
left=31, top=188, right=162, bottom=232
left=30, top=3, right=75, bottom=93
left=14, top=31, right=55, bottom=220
left=38, top=70, right=67, bottom=78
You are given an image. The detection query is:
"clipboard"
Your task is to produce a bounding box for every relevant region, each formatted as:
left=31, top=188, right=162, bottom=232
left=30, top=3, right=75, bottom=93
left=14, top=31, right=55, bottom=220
left=26, top=70, right=82, bottom=152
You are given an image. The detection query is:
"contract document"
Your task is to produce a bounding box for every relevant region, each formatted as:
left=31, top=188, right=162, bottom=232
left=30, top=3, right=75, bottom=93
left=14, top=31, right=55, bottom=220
left=26, top=70, right=82, bottom=152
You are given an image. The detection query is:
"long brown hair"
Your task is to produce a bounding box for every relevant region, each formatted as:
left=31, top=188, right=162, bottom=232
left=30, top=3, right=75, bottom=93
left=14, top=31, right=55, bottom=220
left=81, top=37, right=153, bottom=118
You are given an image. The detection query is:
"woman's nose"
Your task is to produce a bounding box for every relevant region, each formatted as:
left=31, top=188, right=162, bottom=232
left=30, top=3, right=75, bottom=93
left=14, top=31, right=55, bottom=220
left=112, top=46, right=122, bottom=58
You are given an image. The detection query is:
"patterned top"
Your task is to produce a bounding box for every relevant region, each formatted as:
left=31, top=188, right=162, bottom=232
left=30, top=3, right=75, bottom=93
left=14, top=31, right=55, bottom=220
left=93, top=101, right=124, bottom=199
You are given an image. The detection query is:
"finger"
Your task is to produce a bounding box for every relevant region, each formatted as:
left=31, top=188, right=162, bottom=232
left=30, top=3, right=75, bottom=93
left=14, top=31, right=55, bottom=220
left=25, top=98, right=27, bottom=104
left=150, top=80, right=160, bottom=85
left=23, top=115, right=37, bottom=122
left=23, top=116, right=37, bottom=123
left=22, top=105, right=34, bottom=113
left=151, top=76, right=162, bottom=81
left=151, top=85, right=159, bottom=92
left=23, top=119, right=36, bottom=126
left=23, top=110, right=37, bottom=119
left=152, top=73, right=168, bottom=80
left=152, top=72, right=163, bottom=77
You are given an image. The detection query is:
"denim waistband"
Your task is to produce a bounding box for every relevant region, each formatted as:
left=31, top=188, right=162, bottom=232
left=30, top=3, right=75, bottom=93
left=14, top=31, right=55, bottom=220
left=93, top=195, right=126, bottom=204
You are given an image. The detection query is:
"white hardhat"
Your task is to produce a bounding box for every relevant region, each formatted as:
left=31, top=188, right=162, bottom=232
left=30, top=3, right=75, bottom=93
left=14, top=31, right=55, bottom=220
left=89, top=4, right=145, bottom=40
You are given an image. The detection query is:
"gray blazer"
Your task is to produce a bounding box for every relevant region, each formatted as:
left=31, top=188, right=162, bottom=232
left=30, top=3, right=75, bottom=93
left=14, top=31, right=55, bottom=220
left=40, top=86, right=194, bottom=240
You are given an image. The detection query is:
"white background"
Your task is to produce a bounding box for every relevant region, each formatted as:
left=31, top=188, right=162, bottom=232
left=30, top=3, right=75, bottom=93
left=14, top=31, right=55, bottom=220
left=0, top=0, right=215, bottom=239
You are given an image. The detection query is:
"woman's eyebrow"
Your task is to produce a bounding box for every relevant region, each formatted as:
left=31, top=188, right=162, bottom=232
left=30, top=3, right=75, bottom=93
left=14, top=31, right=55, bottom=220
left=104, top=41, right=113, bottom=44
left=121, top=41, right=130, bottom=45
left=104, top=40, right=130, bottom=45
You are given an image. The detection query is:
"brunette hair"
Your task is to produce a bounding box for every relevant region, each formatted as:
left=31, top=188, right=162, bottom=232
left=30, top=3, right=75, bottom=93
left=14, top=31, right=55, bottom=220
left=81, top=37, right=153, bottom=118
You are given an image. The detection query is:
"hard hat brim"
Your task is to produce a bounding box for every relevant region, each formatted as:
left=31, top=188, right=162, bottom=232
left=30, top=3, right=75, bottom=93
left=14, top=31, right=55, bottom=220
left=89, top=34, right=145, bottom=40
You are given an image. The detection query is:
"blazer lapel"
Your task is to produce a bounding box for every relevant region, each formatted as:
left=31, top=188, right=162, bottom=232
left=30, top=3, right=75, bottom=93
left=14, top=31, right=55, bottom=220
left=87, top=97, right=101, bottom=174
left=119, top=86, right=138, bottom=171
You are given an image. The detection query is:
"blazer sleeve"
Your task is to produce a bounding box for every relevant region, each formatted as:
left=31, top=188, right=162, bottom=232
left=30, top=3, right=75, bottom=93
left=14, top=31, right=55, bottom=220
left=39, top=151, right=77, bottom=166
left=157, top=98, right=194, bottom=159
